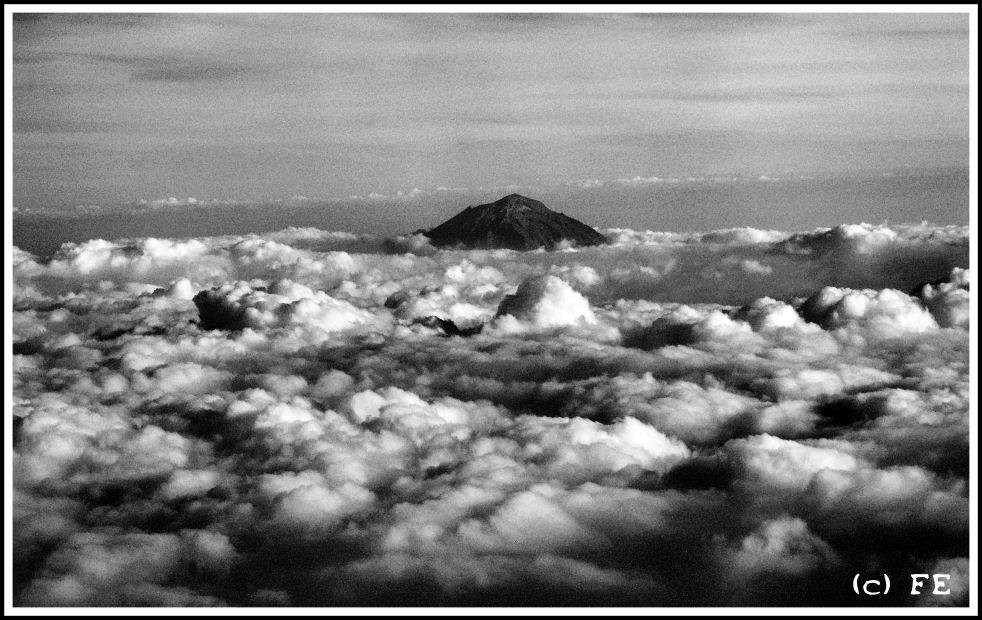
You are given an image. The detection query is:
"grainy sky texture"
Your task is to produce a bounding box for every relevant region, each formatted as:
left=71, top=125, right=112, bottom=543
left=12, top=11, right=971, bottom=209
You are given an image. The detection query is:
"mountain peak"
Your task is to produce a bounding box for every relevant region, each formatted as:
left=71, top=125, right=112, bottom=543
left=495, top=193, right=542, bottom=206
left=423, top=194, right=607, bottom=251
left=480, top=193, right=550, bottom=215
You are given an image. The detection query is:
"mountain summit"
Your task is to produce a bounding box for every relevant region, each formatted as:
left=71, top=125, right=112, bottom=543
left=423, top=194, right=608, bottom=251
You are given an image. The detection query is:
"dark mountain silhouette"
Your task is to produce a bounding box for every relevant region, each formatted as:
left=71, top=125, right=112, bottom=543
left=422, top=194, right=608, bottom=251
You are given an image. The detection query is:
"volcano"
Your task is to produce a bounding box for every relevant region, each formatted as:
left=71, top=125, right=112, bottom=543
left=422, top=194, right=608, bottom=251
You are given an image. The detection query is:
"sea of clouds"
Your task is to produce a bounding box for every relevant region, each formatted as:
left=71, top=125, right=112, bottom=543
left=10, top=222, right=971, bottom=606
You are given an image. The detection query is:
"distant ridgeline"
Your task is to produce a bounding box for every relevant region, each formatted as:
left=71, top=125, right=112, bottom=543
left=421, top=193, right=608, bottom=251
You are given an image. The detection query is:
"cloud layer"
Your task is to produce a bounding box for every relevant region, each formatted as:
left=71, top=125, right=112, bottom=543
left=11, top=222, right=971, bottom=607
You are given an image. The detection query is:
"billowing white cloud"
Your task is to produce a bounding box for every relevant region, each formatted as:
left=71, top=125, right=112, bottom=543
left=799, top=286, right=938, bottom=337
left=11, top=222, right=969, bottom=607
left=913, top=266, right=971, bottom=329
left=723, top=516, right=839, bottom=579
left=192, top=279, right=380, bottom=339
left=492, top=275, right=596, bottom=332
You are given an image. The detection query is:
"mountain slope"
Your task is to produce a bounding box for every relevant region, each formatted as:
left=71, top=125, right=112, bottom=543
left=423, top=194, right=608, bottom=251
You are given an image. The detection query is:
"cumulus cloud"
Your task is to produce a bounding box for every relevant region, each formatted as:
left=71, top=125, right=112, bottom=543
left=10, top=222, right=970, bottom=607
left=912, top=266, right=971, bottom=329
left=724, top=516, right=839, bottom=580
left=799, top=286, right=938, bottom=337
left=192, top=279, right=380, bottom=339
left=492, top=275, right=596, bottom=332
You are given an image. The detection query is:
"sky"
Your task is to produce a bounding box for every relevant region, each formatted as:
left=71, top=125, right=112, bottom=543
left=11, top=11, right=972, bottom=212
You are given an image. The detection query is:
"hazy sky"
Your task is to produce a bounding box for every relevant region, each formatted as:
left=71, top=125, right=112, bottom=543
left=12, top=11, right=971, bottom=210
